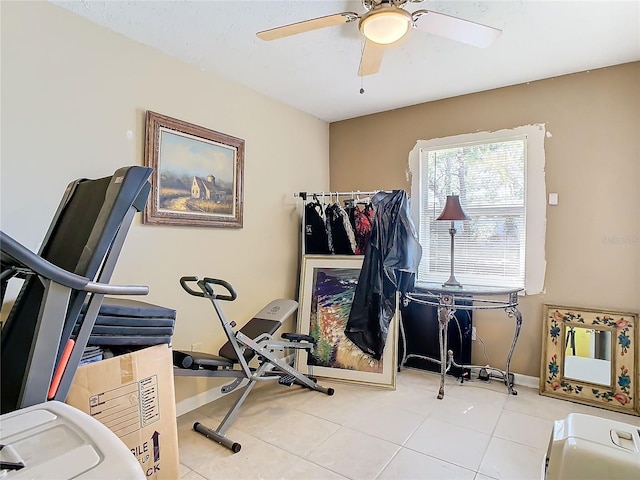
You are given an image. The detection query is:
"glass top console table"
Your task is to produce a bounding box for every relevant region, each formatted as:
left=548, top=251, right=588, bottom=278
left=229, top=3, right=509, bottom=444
left=403, top=283, right=524, bottom=399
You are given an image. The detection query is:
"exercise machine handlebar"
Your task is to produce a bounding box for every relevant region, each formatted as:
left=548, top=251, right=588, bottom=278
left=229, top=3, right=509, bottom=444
left=179, top=276, right=237, bottom=301
left=1, top=231, right=149, bottom=295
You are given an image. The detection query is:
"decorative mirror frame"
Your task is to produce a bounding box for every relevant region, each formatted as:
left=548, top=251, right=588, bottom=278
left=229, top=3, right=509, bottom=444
left=540, top=304, right=638, bottom=416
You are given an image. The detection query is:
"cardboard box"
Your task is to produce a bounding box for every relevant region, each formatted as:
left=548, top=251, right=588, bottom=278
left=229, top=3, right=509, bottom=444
left=66, top=344, right=179, bottom=479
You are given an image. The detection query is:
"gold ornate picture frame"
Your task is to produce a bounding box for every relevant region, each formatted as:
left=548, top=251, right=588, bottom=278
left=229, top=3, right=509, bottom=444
left=540, top=304, right=638, bottom=416
left=143, top=111, right=244, bottom=228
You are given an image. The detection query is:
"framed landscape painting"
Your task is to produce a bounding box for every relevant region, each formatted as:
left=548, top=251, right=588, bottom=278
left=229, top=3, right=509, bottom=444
left=143, top=111, right=244, bottom=228
left=296, top=255, right=397, bottom=388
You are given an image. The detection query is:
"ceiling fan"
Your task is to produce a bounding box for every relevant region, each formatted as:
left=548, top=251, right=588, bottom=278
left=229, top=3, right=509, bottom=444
left=256, top=0, right=502, bottom=77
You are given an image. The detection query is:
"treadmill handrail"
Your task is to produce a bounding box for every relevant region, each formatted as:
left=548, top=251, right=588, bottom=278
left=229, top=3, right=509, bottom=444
left=0, top=231, right=148, bottom=295
left=83, top=281, right=148, bottom=295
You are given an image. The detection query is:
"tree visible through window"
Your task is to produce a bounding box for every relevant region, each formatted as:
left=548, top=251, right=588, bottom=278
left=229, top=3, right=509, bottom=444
left=417, top=137, right=529, bottom=288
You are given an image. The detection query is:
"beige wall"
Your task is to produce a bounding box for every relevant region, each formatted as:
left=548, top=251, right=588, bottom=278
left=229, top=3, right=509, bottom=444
left=330, top=63, right=640, bottom=377
left=0, top=2, right=329, bottom=405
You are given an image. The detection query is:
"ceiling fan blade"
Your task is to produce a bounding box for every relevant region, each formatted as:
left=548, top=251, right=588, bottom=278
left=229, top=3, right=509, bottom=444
left=413, top=10, right=502, bottom=48
left=257, top=12, right=357, bottom=41
left=358, top=39, right=385, bottom=76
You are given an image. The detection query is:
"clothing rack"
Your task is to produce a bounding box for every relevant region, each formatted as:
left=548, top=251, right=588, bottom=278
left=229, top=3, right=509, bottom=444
left=295, top=190, right=380, bottom=203
left=293, top=189, right=418, bottom=370
left=295, top=190, right=382, bottom=257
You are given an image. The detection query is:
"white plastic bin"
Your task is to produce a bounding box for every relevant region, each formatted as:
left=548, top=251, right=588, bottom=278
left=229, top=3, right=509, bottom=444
left=543, top=412, right=640, bottom=479
left=0, top=401, right=144, bottom=479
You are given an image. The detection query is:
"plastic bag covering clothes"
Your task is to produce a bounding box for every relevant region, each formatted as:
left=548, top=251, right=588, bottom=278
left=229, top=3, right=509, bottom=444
left=344, top=190, right=422, bottom=360
left=325, top=203, right=356, bottom=254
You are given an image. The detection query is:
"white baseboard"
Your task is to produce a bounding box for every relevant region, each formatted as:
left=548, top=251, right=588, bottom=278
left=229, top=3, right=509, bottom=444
left=175, top=379, right=249, bottom=417
left=489, top=370, right=539, bottom=390
left=514, top=373, right=539, bottom=390
left=175, top=385, right=225, bottom=417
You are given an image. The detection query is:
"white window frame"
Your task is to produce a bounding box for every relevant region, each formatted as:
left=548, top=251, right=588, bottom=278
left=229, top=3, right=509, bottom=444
left=408, top=124, right=547, bottom=294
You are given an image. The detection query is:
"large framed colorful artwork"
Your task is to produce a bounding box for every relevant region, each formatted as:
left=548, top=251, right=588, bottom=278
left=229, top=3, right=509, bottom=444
left=540, top=304, right=638, bottom=416
left=296, top=255, right=397, bottom=388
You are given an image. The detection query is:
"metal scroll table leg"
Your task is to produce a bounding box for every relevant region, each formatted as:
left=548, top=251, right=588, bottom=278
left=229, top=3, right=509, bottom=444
left=437, top=297, right=454, bottom=400
left=505, top=294, right=523, bottom=395
left=438, top=310, right=446, bottom=399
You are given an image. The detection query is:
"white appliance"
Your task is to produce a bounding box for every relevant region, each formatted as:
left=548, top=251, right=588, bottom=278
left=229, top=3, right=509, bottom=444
left=543, top=412, right=640, bottom=479
left=0, top=401, right=144, bottom=479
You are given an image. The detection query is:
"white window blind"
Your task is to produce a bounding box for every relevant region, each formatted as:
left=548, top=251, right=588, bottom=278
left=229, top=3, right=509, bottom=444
left=409, top=125, right=547, bottom=294
left=418, top=138, right=526, bottom=288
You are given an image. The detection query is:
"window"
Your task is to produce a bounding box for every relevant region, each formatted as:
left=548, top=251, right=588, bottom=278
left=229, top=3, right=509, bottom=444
left=409, top=125, right=546, bottom=293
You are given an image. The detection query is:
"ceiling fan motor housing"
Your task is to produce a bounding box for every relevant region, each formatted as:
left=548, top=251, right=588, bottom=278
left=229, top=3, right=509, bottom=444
left=359, top=5, right=413, bottom=45
left=363, top=0, right=414, bottom=10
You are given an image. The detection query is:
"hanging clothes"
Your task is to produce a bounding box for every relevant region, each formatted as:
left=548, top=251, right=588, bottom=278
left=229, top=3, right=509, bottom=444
left=353, top=204, right=374, bottom=255
left=304, top=199, right=330, bottom=254
left=344, top=190, right=422, bottom=360
left=344, top=200, right=357, bottom=230
left=325, top=203, right=357, bottom=255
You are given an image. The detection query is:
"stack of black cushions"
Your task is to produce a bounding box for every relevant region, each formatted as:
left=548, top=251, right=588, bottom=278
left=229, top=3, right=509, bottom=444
left=73, top=298, right=176, bottom=347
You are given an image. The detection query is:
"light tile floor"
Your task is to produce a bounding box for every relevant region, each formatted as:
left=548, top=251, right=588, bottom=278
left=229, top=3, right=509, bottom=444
left=177, top=369, right=640, bottom=480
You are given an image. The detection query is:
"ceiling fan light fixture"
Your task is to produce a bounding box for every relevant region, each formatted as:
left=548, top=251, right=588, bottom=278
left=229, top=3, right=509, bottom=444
left=359, top=8, right=412, bottom=45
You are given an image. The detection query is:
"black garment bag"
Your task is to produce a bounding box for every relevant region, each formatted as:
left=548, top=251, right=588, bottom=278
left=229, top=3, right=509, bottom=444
left=304, top=197, right=330, bottom=254
left=344, top=190, right=422, bottom=360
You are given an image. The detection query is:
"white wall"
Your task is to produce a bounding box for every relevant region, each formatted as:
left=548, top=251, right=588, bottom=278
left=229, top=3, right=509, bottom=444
left=0, top=2, right=330, bottom=405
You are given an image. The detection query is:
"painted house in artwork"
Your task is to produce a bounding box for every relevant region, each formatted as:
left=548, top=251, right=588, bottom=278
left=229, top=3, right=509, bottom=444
left=191, top=175, right=225, bottom=201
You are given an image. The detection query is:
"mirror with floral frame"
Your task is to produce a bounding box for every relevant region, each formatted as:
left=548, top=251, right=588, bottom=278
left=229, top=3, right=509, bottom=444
left=540, top=304, right=638, bottom=416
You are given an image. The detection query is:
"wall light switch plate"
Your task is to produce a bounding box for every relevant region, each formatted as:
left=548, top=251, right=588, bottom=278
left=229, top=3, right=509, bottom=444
left=549, top=193, right=559, bottom=205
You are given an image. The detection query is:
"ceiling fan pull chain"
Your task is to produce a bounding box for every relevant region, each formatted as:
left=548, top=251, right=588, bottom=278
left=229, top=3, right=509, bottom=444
left=359, top=34, right=366, bottom=93
left=358, top=33, right=364, bottom=94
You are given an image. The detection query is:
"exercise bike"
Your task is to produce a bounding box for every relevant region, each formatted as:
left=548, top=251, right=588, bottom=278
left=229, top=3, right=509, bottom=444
left=173, top=276, right=334, bottom=452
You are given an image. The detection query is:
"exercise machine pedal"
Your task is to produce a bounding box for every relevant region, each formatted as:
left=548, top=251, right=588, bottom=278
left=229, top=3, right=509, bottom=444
left=278, top=374, right=296, bottom=386
left=281, top=332, right=315, bottom=344
left=173, top=350, right=233, bottom=370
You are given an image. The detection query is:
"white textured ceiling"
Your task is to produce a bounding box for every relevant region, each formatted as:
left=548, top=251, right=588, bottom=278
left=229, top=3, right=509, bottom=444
left=51, top=0, right=640, bottom=122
